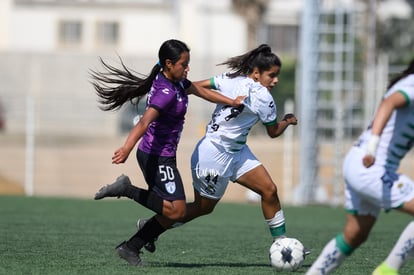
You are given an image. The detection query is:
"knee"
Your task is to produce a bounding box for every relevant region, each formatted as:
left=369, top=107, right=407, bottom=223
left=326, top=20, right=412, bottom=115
left=165, top=208, right=186, bottom=221
left=163, top=203, right=186, bottom=221
left=260, top=184, right=279, bottom=202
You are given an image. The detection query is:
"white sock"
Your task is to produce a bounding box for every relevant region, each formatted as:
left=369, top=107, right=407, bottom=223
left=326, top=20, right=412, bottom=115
left=266, top=210, right=286, bottom=239
left=384, top=221, right=414, bottom=270
left=306, top=238, right=347, bottom=275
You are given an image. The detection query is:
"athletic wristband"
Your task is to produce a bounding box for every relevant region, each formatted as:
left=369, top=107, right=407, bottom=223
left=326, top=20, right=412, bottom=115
left=366, top=134, right=380, bottom=156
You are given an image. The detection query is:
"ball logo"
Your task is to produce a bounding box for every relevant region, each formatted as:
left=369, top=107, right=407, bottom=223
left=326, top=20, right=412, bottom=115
left=165, top=181, right=176, bottom=194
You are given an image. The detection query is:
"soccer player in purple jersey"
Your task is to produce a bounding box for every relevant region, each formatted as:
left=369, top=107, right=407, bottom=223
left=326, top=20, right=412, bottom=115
left=90, top=39, right=243, bottom=266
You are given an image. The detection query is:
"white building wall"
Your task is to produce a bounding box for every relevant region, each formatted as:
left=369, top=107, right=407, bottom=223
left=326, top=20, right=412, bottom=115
left=11, top=9, right=56, bottom=52
left=3, top=0, right=247, bottom=57
left=0, top=0, right=12, bottom=50
left=0, top=0, right=252, bottom=137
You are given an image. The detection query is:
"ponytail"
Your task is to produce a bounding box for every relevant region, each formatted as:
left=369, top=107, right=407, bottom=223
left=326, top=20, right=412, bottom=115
left=90, top=57, right=160, bottom=111
left=90, top=39, right=190, bottom=111
left=218, top=44, right=281, bottom=78
left=387, top=57, right=414, bottom=89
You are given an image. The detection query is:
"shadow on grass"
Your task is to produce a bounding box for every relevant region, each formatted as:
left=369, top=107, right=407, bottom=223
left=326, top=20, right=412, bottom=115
left=146, top=262, right=270, bottom=268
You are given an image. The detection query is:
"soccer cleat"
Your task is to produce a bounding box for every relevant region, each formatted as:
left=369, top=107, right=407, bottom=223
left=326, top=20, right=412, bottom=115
left=94, top=174, right=131, bottom=200
left=372, top=262, right=398, bottom=275
left=137, top=218, right=157, bottom=253
left=115, top=241, right=143, bottom=266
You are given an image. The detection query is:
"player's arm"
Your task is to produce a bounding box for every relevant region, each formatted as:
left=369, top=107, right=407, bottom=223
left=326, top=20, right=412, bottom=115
left=193, top=79, right=211, bottom=89
left=363, top=91, right=408, bottom=167
left=265, top=113, right=298, bottom=138
left=187, top=81, right=244, bottom=107
left=112, top=107, right=159, bottom=164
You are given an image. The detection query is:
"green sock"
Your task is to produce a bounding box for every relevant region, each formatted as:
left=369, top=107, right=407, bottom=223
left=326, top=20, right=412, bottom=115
left=270, top=224, right=286, bottom=239
left=335, top=234, right=354, bottom=256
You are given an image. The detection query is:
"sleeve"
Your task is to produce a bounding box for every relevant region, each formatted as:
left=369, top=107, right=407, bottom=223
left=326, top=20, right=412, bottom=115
left=399, top=85, right=414, bottom=107
left=386, top=75, right=414, bottom=107
left=148, top=85, right=175, bottom=112
left=182, top=78, right=192, bottom=89
left=255, top=90, right=277, bottom=125
left=211, top=73, right=229, bottom=93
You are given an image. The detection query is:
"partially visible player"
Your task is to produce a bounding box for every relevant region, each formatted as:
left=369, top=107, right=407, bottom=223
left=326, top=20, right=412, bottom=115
left=306, top=57, right=414, bottom=275
left=138, top=44, right=300, bottom=253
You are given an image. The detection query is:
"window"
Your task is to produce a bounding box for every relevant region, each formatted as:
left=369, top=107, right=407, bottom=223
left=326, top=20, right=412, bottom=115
left=96, top=21, right=119, bottom=46
left=58, top=20, right=83, bottom=47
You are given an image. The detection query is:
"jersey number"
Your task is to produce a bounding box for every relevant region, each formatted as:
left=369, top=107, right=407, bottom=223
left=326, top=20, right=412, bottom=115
left=211, top=105, right=244, bottom=132
left=159, top=165, right=175, bottom=181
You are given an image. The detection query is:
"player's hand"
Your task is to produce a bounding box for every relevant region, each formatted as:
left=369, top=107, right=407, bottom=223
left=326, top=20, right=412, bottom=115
left=112, top=147, right=130, bottom=164
left=362, top=155, right=375, bottom=168
left=282, top=113, right=297, bottom=125
left=231, top=96, right=246, bottom=107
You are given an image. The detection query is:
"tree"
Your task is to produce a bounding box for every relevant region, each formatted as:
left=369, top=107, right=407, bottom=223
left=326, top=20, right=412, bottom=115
left=376, top=0, right=414, bottom=64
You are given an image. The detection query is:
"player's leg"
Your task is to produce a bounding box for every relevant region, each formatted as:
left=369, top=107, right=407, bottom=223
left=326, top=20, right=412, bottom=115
left=232, top=146, right=285, bottom=239
left=134, top=138, right=227, bottom=254
left=114, top=152, right=187, bottom=265
left=306, top=213, right=376, bottom=275
left=373, top=174, right=414, bottom=274
left=183, top=189, right=220, bottom=222
left=95, top=150, right=186, bottom=221
left=149, top=189, right=220, bottom=228
left=119, top=213, right=170, bottom=257
left=235, top=164, right=286, bottom=239
left=117, top=198, right=186, bottom=263
left=307, top=147, right=379, bottom=274
left=94, top=174, right=165, bottom=214
left=185, top=137, right=230, bottom=222
left=135, top=188, right=221, bottom=253
left=372, top=221, right=414, bottom=275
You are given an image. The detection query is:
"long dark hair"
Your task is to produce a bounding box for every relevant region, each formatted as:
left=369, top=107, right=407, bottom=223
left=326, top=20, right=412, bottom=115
left=90, top=39, right=190, bottom=111
left=388, top=57, right=414, bottom=89
left=218, top=44, right=281, bottom=78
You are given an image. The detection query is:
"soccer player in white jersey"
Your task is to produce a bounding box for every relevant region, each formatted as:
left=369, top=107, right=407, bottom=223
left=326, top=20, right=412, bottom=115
left=306, top=57, right=414, bottom=275
left=138, top=44, right=300, bottom=253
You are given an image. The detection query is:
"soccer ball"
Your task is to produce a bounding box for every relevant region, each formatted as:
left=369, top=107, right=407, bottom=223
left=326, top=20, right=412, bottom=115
left=269, top=237, right=305, bottom=271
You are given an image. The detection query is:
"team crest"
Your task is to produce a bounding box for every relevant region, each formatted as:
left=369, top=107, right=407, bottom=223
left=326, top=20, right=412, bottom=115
left=165, top=181, right=176, bottom=194
left=396, top=181, right=413, bottom=195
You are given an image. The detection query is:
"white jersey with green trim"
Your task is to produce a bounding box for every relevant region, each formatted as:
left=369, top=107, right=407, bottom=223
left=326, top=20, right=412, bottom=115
left=205, top=73, right=277, bottom=153
left=356, top=74, right=414, bottom=171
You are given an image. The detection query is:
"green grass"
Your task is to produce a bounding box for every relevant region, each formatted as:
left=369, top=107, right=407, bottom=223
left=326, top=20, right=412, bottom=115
left=0, top=196, right=413, bottom=274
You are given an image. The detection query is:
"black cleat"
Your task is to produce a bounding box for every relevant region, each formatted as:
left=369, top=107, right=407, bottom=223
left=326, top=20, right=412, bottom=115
left=137, top=218, right=157, bottom=253
left=304, top=247, right=311, bottom=256
left=115, top=241, right=142, bottom=266
left=94, top=174, right=131, bottom=200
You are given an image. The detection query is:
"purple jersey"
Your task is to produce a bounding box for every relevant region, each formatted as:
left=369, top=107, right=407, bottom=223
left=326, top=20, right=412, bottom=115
left=138, top=73, right=190, bottom=157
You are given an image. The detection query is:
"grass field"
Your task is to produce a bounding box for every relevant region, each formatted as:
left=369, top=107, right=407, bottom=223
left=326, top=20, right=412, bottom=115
left=1, top=196, right=414, bottom=275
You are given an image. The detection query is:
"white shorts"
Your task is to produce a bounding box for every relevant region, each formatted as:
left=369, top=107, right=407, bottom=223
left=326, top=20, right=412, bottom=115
left=191, top=138, right=261, bottom=200
left=343, top=146, right=414, bottom=218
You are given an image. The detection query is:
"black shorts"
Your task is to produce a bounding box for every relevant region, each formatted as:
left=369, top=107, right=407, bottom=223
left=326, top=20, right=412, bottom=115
left=137, top=149, right=185, bottom=201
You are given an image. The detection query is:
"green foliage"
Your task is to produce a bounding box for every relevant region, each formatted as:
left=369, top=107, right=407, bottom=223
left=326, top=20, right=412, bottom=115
left=271, top=57, right=296, bottom=117
left=1, top=196, right=414, bottom=274
left=377, top=17, right=414, bottom=64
